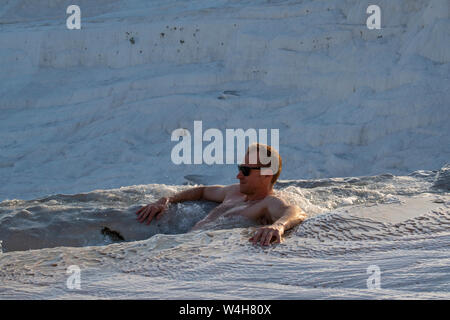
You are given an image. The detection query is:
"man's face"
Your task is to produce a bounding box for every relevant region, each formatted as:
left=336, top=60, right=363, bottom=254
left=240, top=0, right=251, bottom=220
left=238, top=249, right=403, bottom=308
left=236, top=151, right=272, bottom=194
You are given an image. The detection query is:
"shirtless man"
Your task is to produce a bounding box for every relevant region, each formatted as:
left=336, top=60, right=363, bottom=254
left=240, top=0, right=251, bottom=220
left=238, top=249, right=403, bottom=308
left=136, top=144, right=306, bottom=246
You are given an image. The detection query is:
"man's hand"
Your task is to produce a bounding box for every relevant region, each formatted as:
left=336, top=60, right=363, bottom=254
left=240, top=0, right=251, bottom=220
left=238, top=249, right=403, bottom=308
left=136, top=197, right=170, bottom=225
left=251, top=199, right=306, bottom=246
left=249, top=224, right=284, bottom=246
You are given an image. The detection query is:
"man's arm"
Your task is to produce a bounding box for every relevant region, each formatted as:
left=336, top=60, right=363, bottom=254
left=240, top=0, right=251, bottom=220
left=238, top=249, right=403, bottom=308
left=250, top=198, right=306, bottom=246
left=168, top=185, right=228, bottom=204
left=136, top=185, right=228, bottom=224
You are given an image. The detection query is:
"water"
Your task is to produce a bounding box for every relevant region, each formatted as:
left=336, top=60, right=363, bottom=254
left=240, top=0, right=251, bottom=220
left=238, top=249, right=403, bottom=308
left=0, top=168, right=449, bottom=299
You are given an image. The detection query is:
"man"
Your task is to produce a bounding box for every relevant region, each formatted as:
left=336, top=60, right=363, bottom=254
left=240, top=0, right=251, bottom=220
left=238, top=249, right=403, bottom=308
left=136, top=144, right=306, bottom=246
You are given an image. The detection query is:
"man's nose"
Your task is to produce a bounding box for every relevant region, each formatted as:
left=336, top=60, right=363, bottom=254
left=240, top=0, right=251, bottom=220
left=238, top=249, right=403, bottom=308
left=237, top=170, right=244, bottom=179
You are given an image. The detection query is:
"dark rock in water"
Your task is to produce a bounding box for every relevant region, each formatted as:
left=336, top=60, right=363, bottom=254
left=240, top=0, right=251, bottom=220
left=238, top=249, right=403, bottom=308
left=101, top=227, right=125, bottom=242
left=433, top=164, right=450, bottom=191
left=223, top=90, right=240, bottom=96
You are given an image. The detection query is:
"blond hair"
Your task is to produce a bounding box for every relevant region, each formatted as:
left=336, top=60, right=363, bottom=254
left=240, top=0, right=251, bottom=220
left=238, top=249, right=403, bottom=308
left=247, top=143, right=282, bottom=185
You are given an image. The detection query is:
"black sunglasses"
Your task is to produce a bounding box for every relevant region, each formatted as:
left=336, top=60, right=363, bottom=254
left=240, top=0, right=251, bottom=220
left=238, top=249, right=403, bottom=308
left=238, top=165, right=262, bottom=176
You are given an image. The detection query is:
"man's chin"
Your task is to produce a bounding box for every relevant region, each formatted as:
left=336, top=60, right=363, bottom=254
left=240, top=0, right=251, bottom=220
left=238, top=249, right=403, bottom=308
left=239, top=184, right=249, bottom=194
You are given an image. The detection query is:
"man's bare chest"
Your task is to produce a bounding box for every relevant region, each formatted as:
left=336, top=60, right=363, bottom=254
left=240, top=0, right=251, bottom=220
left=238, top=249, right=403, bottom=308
left=208, top=196, right=269, bottom=222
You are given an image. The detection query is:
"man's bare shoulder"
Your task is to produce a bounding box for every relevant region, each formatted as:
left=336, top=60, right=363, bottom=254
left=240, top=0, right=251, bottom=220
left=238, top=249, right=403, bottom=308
left=263, top=193, right=304, bottom=217
left=222, top=184, right=241, bottom=197
left=209, top=184, right=239, bottom=192
left=263, top=194, right=290, bottom=206
left=203, top=184, right=241, bottom=202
